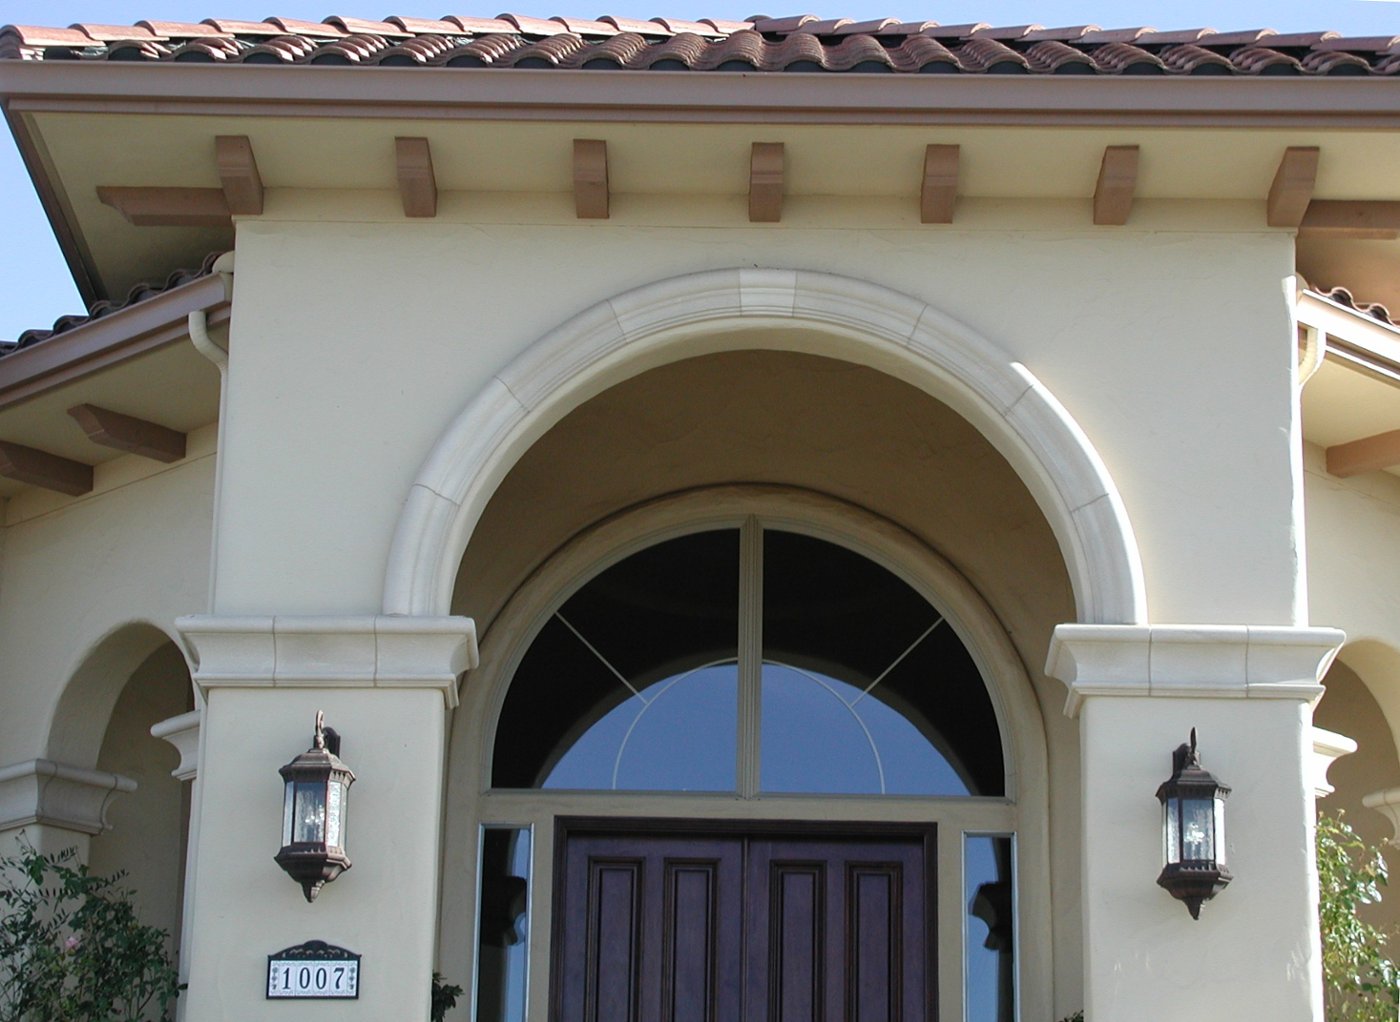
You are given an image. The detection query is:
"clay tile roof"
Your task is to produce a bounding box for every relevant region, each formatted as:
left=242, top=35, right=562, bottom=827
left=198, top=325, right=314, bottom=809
left=1023, top=25, right=1099, bottom=41
left=925, top=23, right=991, bottom=39
left=971, top=24, right=1041, bottom=40
left=598, top=15, right=671, bottom=34
left=795, top=18, right=852, bottom=34
left=325, top=16, right=412, bottom=37
left=698, top=18, right=752, bottom=34
left=2, top=252, right=226, bottom=355
left=199, top=19, right=287, bottom=35
left=497, top=12, right=570, bottom=34
left=1317, top=286, right=1399, bottom=328
left=1079, top=26, right=1154, bottom=44
left=136, top=20, right=232, bottom=38
left=748, top=15, right=820, bottom=34
left=2, top=13, right=1397, bottom=76
left=1312, top=34, right=1400, bottom=52
left=1, top=25, right=96, bottom=47
left=386, top=16, right=460, bottom=34
left=442, top=15, right=517, bottom=33
left=70, top=22, right=163, bottom=42
left=648, top=17, right=713, bottom=35
left=267, top=17, right=347, bottom=36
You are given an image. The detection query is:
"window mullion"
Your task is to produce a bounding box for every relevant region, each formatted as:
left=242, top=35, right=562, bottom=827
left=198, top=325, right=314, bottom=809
left=737, top=516, right=763, bottom=798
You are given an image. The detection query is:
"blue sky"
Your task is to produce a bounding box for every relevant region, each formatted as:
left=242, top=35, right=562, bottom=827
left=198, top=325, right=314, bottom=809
left=2, top=0, right=1398, bottom=339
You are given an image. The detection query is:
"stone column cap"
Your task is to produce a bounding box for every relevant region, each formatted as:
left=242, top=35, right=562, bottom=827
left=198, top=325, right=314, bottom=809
left=1046, top=623, right=1346, bottom=717
left=0, top=758, right=136, bottom=836
left=177, top=615, right=478, bottom=708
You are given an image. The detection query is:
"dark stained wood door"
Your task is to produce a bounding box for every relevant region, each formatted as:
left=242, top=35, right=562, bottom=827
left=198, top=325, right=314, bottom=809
left=552, top=822, right=934, bottom=1022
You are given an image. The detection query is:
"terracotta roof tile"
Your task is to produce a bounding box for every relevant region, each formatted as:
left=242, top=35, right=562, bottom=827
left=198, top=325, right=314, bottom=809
left=649, top=18, right=718, bottom=35
left=442, top=15, right=517, bottom=33
left=3, top=252, right=226, bottom=355
left=1022, top=25, right=1099, bottom=41
left=325, top=16, right=413, bottom=37
left=1, top=25, right=96, bottom=47
left=497, top=13, right=570, bottom=34
left=697, top=18, right=752, bottom=34
left=598, top=15, right=672, bottom=35
left=70, top=23, right=163, bottom=41
left=199, top=19, right=288, bottom=35
left=386, top=16, right=461, bottom=34
left=136, top=20, right=232, bottom=38
left=1024, top=39, right=1094, bottom=74
left=3, top=13, right=1397, bottom=76
left=971, top=24, right=1041, bottom=40
left=549, top=16, right=619, bottom=35
left=1318, top=286, right=1398, bottom=328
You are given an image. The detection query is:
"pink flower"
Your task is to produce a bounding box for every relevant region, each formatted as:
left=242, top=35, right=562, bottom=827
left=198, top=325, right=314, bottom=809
left=63, top=935, right=79, bottom=952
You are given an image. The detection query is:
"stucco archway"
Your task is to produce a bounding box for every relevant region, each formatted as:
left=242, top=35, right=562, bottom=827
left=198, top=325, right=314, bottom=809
left=382, top=268, right=1146, bottom=625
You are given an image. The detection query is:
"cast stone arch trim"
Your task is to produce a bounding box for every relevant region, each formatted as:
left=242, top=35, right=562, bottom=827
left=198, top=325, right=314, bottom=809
left=383, top=268, right=1147, bottom=625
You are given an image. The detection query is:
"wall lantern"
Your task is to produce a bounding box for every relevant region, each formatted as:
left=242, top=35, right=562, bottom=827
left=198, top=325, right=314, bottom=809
left=1156, top=728, right=1231, bottom=919
left=275, top=711, right=355, bottom=902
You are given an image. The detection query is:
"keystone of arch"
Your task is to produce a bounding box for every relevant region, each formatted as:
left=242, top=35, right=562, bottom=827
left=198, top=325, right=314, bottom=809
left=383, top=268, right=1147, bottom=626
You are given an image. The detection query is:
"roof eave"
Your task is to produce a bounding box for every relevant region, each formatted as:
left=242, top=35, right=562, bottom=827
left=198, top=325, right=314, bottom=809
left=0, top=269, right=231, bottom=410
left=4, top=61, right=1400, bottom=128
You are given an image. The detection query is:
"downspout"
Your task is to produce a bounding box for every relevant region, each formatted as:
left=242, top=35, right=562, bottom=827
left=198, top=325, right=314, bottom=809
left=179, top=251, right=233, bottom=1022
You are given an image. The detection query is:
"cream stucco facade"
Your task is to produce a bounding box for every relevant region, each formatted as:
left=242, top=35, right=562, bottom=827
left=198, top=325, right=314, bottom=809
left=3, top=21, right=1400, bottom=1022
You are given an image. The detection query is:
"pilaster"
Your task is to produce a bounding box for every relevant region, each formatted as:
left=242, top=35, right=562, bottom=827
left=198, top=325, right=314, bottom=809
left=1047, top=623, right=1345, bottom=1022
left=175, top=614, right=476, bottom=1022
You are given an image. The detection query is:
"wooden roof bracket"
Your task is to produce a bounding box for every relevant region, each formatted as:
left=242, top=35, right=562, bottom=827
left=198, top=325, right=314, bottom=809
left=0, top=440, right=93, bottom=495
left=749, top=142, right=785, bottom=223
left=215, top=135, right=263, bottom=215
left=920, top=144, right=960, bottom=224
left=67, top=403, right=187, bottom=463
left=1267, top=147, right=1319, bottom=228
left=396, top=137, right=437, bottom=217
left=1327, top=429, right=1400, bottom=478
left=573, top=139, right=609, bottom=219
left=1093, top=145, right=1139, bottom=226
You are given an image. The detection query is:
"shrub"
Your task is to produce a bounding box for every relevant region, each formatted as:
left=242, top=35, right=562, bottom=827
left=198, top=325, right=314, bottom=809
left=1318, top=810, right=1399, bottom=1021
left=0, top=840, right=181, bottom=1021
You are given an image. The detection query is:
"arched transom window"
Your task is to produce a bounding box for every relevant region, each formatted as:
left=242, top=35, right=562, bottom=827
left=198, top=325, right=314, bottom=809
left=493, top=525, right=1005, bottom=798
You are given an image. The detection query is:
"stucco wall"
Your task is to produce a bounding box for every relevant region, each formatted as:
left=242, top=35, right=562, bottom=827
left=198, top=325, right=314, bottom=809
left=215, top=196, right=1301, bottom=628
left=1305, top=441, right=1400, bottom=752
left=0, top=443, right=214, bottom=768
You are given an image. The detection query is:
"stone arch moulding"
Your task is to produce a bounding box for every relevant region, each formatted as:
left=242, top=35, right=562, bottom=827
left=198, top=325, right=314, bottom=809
left=382, top=268, right=1148, bottom=625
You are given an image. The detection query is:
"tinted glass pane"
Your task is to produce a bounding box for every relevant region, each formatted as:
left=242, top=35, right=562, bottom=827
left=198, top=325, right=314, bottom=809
left=476, top=828, right=530, bottom=1022
left=760, top=662, right=969, bottom=795
left=966, top=834, right=1015, bottom=1022
left=761, top=531, right=1003, bottom=796
left=493, top=530, right=740, bottom=790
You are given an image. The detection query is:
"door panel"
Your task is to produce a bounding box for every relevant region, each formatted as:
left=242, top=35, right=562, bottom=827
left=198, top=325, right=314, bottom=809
left=553, top=825, right=933, bottom=1022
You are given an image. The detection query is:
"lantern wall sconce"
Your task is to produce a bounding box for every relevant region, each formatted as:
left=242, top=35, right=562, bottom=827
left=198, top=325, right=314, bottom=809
left=1156, top=728, right=1232, bottom=919
left=275, top=711, right=356, bottom=902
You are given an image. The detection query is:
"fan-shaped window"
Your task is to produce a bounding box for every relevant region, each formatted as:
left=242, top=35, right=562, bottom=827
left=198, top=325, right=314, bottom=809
left=492, top=524, right=1004, bottom=797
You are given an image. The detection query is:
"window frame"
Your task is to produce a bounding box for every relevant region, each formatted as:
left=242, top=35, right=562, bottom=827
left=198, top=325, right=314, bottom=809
left=439, top=486, right=1054, bottom=1022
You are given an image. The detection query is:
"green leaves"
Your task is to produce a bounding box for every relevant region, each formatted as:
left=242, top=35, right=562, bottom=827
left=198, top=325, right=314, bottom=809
left=0, top=838, right=181, bottom=1021
left=430, top=972, right=463, bottom=1022
left=1318, top=811, right=1400, bottom=1021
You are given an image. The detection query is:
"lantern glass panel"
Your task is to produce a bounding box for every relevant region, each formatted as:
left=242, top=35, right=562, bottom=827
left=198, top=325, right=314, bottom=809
left=1182, top=796, right=1214, bottom=862
left=282, top=781, right=295, bottom=845
left=1214, top=796, right=1227, bottom=866
left=292, top=779, right=327, bottom=844
left=1164, top=796, right=1181, bottom=865
left=326, top=779, right=346, bottom=849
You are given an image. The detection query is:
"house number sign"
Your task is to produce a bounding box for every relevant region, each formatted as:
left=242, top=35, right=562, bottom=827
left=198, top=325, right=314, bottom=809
left=266, top=940, right=360, bottom=999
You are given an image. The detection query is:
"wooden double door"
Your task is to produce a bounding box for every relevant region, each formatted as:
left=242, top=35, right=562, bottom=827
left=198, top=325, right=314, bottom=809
left=552, top=821, right=935, bottom=1022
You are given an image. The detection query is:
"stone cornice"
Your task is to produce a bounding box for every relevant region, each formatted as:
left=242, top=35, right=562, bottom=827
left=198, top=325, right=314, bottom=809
left=0, top=758, right=136, bottom=836
left=176, top=615, right=479, bottom=709
left=1046, top=624, right=1346, bottom=717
